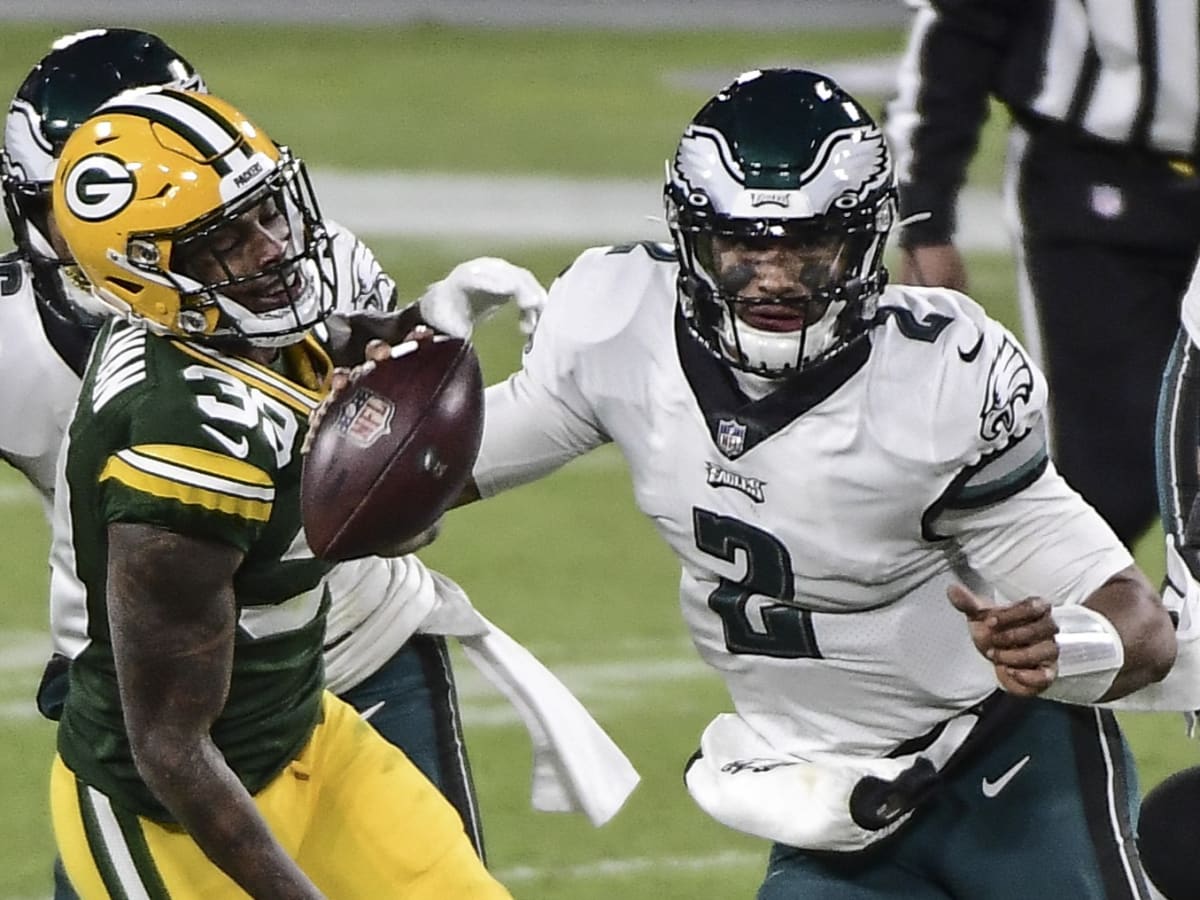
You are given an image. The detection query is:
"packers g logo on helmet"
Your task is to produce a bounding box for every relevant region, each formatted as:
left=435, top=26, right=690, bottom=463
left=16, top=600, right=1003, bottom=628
left=63, top=153, right=135, bottom=221
left=52, top=87, right=336, bottom=347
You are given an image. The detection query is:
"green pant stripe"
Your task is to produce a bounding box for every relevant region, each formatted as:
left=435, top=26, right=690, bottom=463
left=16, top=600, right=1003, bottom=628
left=76, top=779, right=173, bottom=900
left=111, top=801, right=172, bottom=900
left=76, top=779, right=132, bottom=900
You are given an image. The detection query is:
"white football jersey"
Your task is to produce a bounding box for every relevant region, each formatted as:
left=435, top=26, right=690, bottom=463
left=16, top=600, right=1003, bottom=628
left=1180, top=253, right=1200, bottom=349
left=0, top=253, right=85, bottom=509
left=476, top=241, right=1132, bottom=757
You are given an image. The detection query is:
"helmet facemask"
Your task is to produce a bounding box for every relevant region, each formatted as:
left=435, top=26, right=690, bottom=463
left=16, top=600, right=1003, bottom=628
left=677, top=212, right=889, bottom=376
left=121, top=152, right=336, bottom=349
left=665, top=68, right=897, bottom=379
left=2, top=143, right=111, bottom=324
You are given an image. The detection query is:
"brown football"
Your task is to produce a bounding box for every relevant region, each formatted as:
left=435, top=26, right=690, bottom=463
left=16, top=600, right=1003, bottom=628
left=301, top=335, right=484, bottom=561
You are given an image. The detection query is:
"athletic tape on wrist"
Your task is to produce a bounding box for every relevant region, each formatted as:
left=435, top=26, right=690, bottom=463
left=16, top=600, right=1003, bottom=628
left=1041, top=604, right=1124, bottom=705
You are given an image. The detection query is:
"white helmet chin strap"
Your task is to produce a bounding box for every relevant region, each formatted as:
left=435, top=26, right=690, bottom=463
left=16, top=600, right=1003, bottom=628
left=210, top=259, right=325, bottom=348
left=26, top=222, right=58, bottom=259
left=717, top=300, right=847, bottom=377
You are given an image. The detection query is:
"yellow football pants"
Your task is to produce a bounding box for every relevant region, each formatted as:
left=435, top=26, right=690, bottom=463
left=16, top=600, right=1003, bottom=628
left=51, top=691, right=511, bottom=898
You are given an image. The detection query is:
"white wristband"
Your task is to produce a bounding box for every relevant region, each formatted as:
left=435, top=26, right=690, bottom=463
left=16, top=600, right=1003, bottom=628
left=1041, top=605, right=1124, bottom=705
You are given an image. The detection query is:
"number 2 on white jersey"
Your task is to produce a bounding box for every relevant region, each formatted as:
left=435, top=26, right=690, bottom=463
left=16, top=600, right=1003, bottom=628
left=693, top=508, right=823, bottom=659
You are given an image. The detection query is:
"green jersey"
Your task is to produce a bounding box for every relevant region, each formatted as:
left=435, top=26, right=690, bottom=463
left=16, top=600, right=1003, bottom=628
left=50, top=319, right=336, bottom=820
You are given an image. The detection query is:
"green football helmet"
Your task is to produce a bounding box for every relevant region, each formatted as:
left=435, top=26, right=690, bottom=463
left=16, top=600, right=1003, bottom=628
left=2, top=28, right=205, bottom=323
left=665, top=68, right=897, bottom=377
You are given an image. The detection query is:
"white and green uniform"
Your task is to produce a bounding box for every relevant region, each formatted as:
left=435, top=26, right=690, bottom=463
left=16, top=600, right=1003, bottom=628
left=0, top=253, right=90, bottom=508
left=475, top=241, right=1152, bottom=898
left=50, top=320, right=331, bottom=819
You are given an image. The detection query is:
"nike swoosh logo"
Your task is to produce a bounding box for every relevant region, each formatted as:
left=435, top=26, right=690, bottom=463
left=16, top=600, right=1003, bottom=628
left=202, top=424, right=250, bottom=459
left=360, top=700, right=386, bottom=722
left=958, top=332, right=985, bottom=362
left=981, top=754, right=1030, bottom=798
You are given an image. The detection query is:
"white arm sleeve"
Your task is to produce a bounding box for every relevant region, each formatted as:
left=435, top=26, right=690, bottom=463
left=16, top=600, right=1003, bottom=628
left=474, top=372, right=608, bottom=497
left=903, top=296, right=1133, bottom=603
left=1180, top=250, right=1200, bottom=349
left=473, top=252, right=612, bottom=497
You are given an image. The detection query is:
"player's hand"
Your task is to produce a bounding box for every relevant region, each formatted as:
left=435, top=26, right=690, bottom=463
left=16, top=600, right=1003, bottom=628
left=301, top=337, right=407, bottom=456
left=948, top=583, right=1059, bottom=696
left=899, top=243, right=968, bottom=291
left=417, top=257, right=547, bottom=338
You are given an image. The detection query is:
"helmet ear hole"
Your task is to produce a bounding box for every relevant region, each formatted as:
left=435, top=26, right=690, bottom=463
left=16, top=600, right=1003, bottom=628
left=128, top=239, right=160, bottom=266
left=109, top=276, right=144, bottom=295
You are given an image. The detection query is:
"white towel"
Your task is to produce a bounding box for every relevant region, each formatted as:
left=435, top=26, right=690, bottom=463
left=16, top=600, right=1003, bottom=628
left=685, top=711, right=977, bottom=852
left=421, top=573, right=640, bottom=826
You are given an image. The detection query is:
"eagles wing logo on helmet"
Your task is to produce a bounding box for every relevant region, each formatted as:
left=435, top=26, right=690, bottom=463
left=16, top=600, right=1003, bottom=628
left=672, top=125, right=743, bottom=210
left=63, top=153, right=135, bottom=221
left=979, top=335, right=1034, bottom=441
left=800, top=126, right=890, bottom=212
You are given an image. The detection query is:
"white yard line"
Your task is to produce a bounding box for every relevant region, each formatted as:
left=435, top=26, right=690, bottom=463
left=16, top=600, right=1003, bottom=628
left=496, top=849, right=763, bottom=885
left=0, top=849, right=764, bottom=900
left=308, top=170, right=1009, bottom=251
left=0, top=1, right=908, bottom=29
left=0, top=484, right=40, bottom=506
left=0, top=170, right=1007, bottom=260
left=0, top=628, right=713, bottom=725
left=457, top=654, right=715, bottom=727
left=455, top=654, right=712, bottom=701
left=0, top=631, right=50, bottom=671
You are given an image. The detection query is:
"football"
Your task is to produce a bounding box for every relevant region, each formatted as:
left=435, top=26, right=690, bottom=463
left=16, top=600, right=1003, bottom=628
left=301, top=335, right=484, bottom=561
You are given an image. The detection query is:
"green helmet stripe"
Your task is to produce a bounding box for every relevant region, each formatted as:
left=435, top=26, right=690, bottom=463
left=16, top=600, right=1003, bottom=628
left=100, top=90, right=248, bottom=177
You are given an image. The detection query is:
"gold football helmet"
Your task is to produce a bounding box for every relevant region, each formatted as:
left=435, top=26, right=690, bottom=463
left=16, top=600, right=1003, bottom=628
left=52, top=88, right=336, bottom=347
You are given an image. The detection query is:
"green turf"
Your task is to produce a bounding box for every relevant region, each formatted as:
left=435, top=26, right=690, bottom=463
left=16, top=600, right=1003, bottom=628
left=0, top=20, right=1180, bottom=900
left=0, top=21, right=1014, bottom=181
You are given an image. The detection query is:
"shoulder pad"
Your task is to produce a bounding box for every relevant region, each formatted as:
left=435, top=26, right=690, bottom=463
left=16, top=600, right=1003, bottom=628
left=539, top=242, right=676, bottom=348
left=323, top=217, right=396, bottom=314
left=865, top=285, right=1047, bottom=467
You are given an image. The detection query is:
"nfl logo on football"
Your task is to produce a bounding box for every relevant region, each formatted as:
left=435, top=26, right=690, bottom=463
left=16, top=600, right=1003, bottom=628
left=717, top=419, right=747, bottom=459
left=335, top=388, right=395, bottom=448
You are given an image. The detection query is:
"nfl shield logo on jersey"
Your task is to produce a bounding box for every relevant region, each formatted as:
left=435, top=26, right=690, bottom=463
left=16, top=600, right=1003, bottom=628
left=717, top=419, right=747, bottom=459
left=335, top=387, right=394, bottom=448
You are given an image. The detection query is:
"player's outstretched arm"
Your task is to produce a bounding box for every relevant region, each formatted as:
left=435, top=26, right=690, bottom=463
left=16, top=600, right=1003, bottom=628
left=108, top=522, right=324, bottom=900
left=949, top=566, right=1175, bottom=703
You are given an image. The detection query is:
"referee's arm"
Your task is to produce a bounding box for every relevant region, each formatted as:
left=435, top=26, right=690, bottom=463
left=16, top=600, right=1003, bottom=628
left=884, top=0, right=1023, bottom=284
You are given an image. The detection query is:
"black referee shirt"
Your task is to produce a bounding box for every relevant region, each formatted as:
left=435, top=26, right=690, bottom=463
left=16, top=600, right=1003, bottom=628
left=884, top=0, right=1200, bottom=245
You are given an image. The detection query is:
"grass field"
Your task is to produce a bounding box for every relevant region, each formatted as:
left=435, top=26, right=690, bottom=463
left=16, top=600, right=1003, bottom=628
left=0, top=18, right=1194, bottom=900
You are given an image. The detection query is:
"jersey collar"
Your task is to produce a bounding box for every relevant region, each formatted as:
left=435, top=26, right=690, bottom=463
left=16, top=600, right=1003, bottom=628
left=674, top=307, right=870, bottom=459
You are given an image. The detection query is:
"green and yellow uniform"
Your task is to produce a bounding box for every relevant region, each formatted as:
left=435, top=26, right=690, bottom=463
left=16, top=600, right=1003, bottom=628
left=48, top=320, right=508, bottom=899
